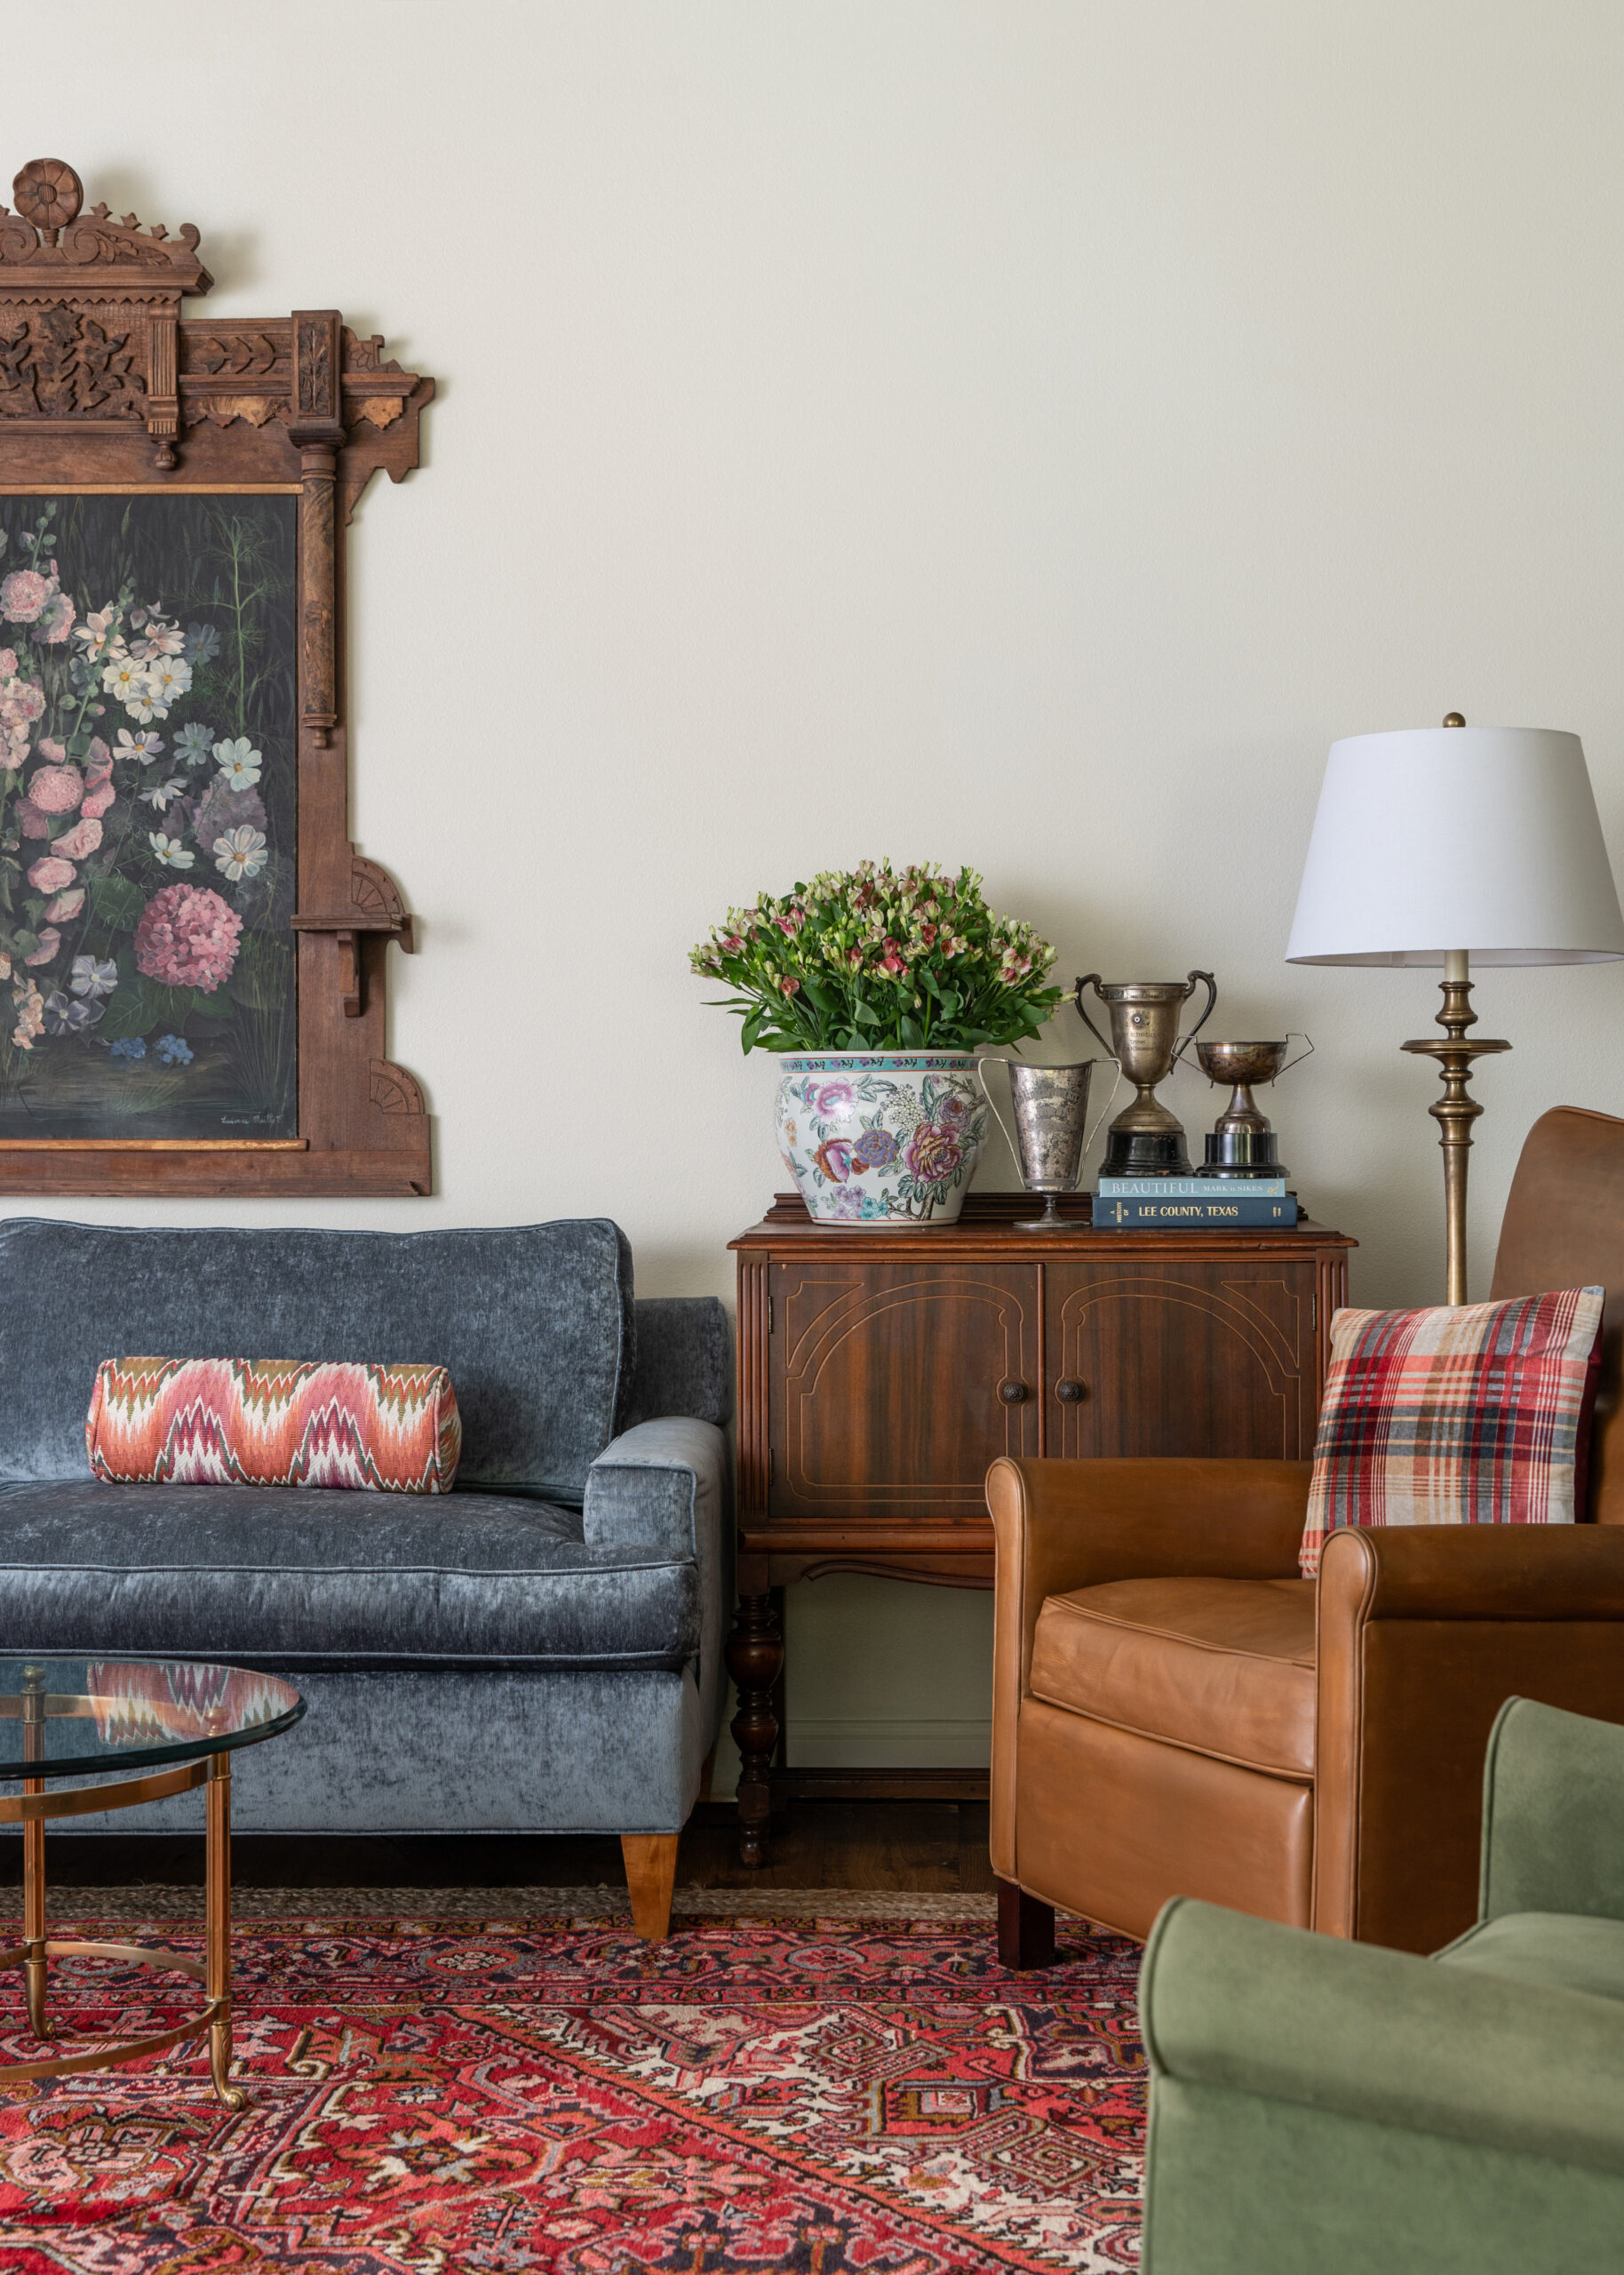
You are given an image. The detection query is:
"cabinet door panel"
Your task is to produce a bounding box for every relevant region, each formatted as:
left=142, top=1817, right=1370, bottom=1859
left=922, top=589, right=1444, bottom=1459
left=771, top=1262, right=1039, bottom=1517
left=1049, top=1262, right=1310, bottom=1458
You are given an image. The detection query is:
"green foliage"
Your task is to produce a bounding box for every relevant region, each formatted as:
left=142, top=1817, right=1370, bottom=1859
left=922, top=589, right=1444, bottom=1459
left=690, top=860, right=1063, bottom=1054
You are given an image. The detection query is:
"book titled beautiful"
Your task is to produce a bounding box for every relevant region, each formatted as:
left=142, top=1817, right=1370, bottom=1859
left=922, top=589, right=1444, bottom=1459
left=1095, top=1175, right=1289, bottom=1199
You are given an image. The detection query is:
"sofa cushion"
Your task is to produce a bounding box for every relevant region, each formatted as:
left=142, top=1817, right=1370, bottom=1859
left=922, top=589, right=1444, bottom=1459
left=1439, top=1912, right=1624, bottom=2006
left=1029, top=1576, right=1317, bottom=1778
left=0, top=1218, right=633, bottom=1504
left=0, top=1481, right=697, bottom=1668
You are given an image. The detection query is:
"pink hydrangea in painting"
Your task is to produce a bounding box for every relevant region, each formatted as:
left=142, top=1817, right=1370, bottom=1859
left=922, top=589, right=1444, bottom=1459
left=27, top=763, right=84, bottom=813
left=133, top=883, right=243, bottom=993
left=50, top=816, right=102, bottom=860
left=0, top=571, right=48, bottom=624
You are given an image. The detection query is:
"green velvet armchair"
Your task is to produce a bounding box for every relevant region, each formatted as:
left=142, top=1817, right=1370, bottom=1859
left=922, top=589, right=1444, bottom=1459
left=1139, top=1697, right=1624, bottom=2274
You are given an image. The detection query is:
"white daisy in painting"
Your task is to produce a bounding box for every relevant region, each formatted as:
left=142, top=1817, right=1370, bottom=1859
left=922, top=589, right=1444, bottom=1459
left=124, top=672, right=167, bottom=723
left=144, top=655, right=192, bottom=709
left=115, top=729, right=164, bottom=765
left=139, top=776, right=187, bottom=810
left=102, top=655, right=144, bottom=705
left=213, top=826, right=267, bottom=881
left=212, top=737, right=262, bottom=790
left=148, top=832, right=195, bottom=868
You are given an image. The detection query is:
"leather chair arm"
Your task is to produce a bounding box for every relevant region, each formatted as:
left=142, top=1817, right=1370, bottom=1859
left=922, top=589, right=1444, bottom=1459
left=988, top=1456, right=1310, bottom=1880
left=988, top=1457, right=1310, bottom=1651
left=1318, top=1522, right=1624, bottom=1621
left=1315, top=1528, right=1624, bottom=1949
left=1480, top=1697, right=1624, bottom=1924
left=1142, top=1896, right=1624, bottom=2179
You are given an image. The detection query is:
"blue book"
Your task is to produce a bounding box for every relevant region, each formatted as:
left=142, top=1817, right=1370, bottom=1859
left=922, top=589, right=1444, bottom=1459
left=1093, top=1194, right=1300, bottom=1228
left=1095, top=1175, right=1288, bottom=1199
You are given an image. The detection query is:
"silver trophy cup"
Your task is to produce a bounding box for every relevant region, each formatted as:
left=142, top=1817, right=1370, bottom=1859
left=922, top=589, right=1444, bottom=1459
left=977, top=1058, right=1118, bottom=1230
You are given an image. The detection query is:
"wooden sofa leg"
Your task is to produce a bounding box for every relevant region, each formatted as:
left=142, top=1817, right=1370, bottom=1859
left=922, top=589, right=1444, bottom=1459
left=623, top=1834, right=680, bottom=1941
left=997, top=1877, right=1057, bottom=1970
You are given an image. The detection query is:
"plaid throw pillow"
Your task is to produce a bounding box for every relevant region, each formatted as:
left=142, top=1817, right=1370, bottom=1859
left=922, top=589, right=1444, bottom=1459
left=1300, top=1286, right=1604, bottom=1578
left=86, top=1358, right=462, bottom=1494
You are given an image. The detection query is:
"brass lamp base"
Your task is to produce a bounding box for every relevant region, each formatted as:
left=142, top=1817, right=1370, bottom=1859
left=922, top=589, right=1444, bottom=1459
left=1400, top=954, right=1509, bottom=1306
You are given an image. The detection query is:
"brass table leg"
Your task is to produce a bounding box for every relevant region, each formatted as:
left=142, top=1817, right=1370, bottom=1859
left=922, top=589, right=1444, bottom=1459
left=21, top=1664, right=48, bottom=2040
left=206, top=1754, right=246, bottom=2111
left=21, top=1778, right=48, bottom=2041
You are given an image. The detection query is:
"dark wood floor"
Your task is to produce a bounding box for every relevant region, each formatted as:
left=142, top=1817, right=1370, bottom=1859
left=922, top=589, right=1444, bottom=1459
left=0, top=1800, right=998, bottom=1895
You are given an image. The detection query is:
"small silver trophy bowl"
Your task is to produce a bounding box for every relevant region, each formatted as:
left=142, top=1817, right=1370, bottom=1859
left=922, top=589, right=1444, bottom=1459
left=1193, top=1035, right=1313, bottom=1177
left=977, top=1058, right=1117, bottom=1230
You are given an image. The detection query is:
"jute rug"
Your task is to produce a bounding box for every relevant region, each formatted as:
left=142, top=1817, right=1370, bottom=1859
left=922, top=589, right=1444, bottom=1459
left=0, top=1896, right=1143, bottom=2272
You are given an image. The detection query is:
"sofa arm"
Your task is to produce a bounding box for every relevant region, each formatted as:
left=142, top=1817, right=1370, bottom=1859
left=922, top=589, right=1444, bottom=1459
left=585, top=1417, right=733, bottom=1747
left=1480, top=1697, right=1624, bottom=1924
left=1142, top=1896, right=1624, bottom=2180
left=585, top=1417, right=728, bottom=1559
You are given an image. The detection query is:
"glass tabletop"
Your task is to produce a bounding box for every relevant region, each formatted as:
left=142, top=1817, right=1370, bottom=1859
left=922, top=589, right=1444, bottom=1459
left=0, top=1659, right=305, bottom=1780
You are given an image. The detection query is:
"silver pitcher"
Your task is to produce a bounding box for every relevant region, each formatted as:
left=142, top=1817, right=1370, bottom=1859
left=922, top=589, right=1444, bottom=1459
left=977, top=1058, right=1118, bottom=1230
left=1073, top=970, right=1217, bottom=1176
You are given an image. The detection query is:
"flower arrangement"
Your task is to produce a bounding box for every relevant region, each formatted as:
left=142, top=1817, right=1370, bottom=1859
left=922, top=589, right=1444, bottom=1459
left=690, top=860, right=1063, bottom=1053
left=0, top=499, right=291, bottom=1116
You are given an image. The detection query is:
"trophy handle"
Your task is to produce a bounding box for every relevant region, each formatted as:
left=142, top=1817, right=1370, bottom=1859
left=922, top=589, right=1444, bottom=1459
left=1277, top=1031, right=1316, bottom=1080
left=975, top=1058, right=1020, bottom=1169
left=1171, top=969, right=1217, bottom=1066
left=1072, top=974, right=1112, bottom=1057
left=1081, top=1065, right=1122, bottom=1166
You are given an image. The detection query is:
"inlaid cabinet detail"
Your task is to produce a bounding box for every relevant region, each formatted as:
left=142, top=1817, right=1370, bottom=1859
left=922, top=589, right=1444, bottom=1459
left=726, top=1193, right=1354, bottom=1864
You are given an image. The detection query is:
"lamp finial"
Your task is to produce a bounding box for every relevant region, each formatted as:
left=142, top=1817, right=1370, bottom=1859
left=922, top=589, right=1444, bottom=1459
left=1443, top=712, right=1466, bottom=727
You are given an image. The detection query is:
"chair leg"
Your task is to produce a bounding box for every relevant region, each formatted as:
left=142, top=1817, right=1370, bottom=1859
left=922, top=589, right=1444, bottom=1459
left=622, top=1833, right=680, bottom=1941
left=997, top=1877, right=1057, bottom=1969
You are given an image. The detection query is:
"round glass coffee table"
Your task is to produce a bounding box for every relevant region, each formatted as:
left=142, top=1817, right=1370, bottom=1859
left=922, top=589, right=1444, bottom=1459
left=0, top=1657, right=305, bottom=2107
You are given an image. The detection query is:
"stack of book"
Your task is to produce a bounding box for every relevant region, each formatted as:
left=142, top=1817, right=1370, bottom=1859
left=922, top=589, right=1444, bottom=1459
left=1092, top=1175, right=1299, bottom=1227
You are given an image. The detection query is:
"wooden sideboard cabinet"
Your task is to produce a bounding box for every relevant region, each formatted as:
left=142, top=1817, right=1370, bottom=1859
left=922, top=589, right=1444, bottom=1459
left=724, top=1191, right=1356, bottom=1864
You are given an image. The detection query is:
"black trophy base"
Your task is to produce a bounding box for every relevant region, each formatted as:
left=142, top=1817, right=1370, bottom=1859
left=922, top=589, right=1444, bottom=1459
left=1197, top=1129, right=1287, bottom=1178
left=1101, top=1128, right=1192, bottom=1177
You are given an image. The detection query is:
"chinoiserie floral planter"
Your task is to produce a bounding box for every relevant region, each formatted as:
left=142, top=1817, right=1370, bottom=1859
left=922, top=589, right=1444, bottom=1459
left=775, top=1052, right=991, bottom=1227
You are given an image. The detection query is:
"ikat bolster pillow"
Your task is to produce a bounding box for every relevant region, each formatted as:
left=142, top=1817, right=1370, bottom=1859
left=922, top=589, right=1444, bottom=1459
left=1299, top=1286, right=1604, bottom=1578
left=85, top=1358, right=462, bottom=1494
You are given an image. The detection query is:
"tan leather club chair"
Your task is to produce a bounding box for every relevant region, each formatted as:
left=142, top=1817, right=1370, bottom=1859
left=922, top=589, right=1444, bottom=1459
left=989, top=1105, right=1624, bottom=1968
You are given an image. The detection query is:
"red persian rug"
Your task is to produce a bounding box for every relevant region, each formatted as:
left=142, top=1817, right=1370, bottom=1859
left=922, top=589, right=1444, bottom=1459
left=0, top=1910, right=1143, bottom=2271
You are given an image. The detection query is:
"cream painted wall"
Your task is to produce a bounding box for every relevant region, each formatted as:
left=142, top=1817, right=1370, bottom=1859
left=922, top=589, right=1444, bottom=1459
left=22, top=1, right=1624, bottom=1780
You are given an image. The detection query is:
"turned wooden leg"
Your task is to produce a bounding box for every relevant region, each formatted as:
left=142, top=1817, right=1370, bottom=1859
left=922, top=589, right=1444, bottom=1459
left=726, top=1591, right=784, bottom=1868
left=622, top=1833, right=680, bottom=1941
left=997, top=1877, right=1057, bottom=1970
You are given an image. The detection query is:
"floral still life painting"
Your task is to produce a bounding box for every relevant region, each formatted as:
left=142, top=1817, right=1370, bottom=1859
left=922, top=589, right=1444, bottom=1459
left=0, top=493, right=296, bottom=1138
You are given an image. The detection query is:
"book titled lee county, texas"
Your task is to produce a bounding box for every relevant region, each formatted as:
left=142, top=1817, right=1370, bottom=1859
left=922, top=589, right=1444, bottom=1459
left=1093, top=1194, right=1301, bottom=1227
left=1095, top=1175, right=1288, bottom=1199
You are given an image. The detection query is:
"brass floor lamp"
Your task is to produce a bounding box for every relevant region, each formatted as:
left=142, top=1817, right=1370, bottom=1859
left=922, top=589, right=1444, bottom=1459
left=1286, top=719, right=1624, bottom=1304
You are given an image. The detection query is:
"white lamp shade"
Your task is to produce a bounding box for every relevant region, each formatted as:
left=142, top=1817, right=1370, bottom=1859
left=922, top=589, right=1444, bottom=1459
left=1286, top=726, right=1624, bottom=967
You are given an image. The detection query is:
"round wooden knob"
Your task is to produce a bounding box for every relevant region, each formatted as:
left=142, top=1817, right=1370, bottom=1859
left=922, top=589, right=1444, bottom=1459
left=1056, top=1378, right=1086, bottom=1403
left=998, top=1378, right=1028, bottom=1405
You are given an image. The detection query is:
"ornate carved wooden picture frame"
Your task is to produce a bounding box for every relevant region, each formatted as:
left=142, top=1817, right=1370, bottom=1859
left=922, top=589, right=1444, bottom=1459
left=0, top=157, right=433, bottom=1196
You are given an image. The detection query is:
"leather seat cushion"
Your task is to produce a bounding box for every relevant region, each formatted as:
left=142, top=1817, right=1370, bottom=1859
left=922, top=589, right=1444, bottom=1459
left=1029, top=1575, right=1318, bottom=1777
left=0, top=1481, right=698, bottom=1669
left=1439, top=1912, right=1624, bottom=2005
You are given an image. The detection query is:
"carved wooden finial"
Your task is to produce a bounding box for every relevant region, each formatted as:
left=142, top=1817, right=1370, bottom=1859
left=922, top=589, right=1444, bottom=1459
left=12, top=158, right=82, bottom=238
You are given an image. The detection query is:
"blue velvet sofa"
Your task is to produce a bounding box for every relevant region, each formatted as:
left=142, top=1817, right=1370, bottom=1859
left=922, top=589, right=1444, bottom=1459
left=0, top=1217, right=731, bottom=1937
